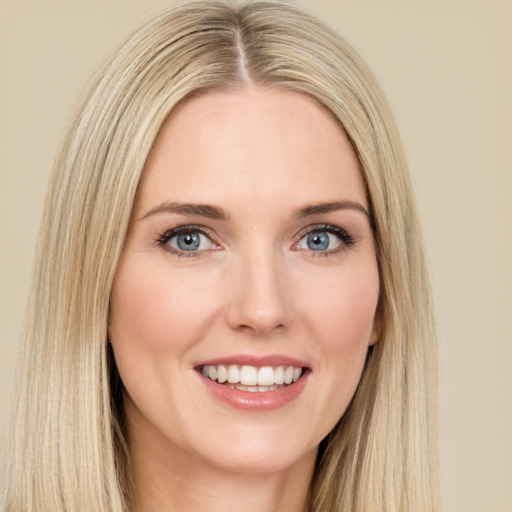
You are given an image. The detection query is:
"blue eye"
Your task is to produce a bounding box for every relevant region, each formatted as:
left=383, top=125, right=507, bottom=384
left=306, top=232, right=330, bottom=251
left=298, top=231, right=341, bottom=251
left=295, top=225, right=354, bottom=254
left=173, top=233, right=201, bottom=251
left=161, top=228, right=216, bottom=253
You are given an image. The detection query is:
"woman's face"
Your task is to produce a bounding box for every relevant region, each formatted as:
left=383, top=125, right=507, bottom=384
left=110, top=88, right=380, bottom=475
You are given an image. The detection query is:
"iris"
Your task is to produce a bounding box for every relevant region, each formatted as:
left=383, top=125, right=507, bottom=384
left=307, top=232, right=330, bottom=251
left=177, top=233, right=201, bottom=250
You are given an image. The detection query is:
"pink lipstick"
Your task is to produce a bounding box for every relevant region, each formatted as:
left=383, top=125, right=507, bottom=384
left=195, top=354, right=310, bottom=411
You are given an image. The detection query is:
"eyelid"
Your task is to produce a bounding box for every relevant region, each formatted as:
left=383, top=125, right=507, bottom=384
left=156, top=222, right=356, bottom=258
left=157, top=224, right=221, bottom=256
left=292, top=223, right=356, bottom=253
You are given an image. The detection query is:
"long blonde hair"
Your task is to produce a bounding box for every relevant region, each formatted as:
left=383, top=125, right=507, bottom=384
left=5, top=2, right=441, bottom=510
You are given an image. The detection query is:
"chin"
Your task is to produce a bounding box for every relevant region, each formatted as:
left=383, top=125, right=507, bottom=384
left=212, top=451, right=315, bottom=477
left=187, top=429, right=318, bottom=476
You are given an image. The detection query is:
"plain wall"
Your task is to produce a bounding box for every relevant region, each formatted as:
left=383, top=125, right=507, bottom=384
left=1, top=1, right=510, bottom=510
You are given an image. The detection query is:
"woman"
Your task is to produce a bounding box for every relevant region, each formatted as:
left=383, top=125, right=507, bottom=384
left=5, top=1, right=441, bottom=511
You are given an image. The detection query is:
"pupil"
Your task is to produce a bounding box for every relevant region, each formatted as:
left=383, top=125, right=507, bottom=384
left=177, top=233, right=200, bottom=250
left=307, top=232, right=329, bottom=251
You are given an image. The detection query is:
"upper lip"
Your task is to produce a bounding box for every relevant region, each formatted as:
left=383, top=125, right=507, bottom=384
left=195, top=354, right=310, bottom=368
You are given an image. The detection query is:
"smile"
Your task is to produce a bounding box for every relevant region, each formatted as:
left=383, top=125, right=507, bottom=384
left=200, top=364, right=303, bottom=392
left=196, top=356, right=310, bottom=411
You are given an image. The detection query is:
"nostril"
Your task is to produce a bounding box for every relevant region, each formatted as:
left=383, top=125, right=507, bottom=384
left=235, top=321, right=286, bottom=334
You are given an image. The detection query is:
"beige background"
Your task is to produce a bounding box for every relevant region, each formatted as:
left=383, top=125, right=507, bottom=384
left=1, top=1, right=511, bottom=510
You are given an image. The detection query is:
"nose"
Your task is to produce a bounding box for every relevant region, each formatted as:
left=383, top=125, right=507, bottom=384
left=225, top=249, right=292, bottom=336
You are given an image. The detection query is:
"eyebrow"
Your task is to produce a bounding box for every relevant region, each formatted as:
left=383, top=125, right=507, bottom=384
left=140, top=201, right=230, bottom=221
left=293, top=200, right=371, bottom=222
left=140, top=199, right=371, bottom=224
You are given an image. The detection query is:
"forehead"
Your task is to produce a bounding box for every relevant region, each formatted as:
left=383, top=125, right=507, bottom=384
left=135, top=87, right=367, bottom=215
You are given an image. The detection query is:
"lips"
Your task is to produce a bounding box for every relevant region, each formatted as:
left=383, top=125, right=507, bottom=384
left=195, top=355, right=310, bottom=411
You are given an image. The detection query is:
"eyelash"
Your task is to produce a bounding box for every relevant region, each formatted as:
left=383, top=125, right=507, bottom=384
left=156, top=223, right=356, bottom=257
left=157, top=225, right=219, bottom=258
left=294, top=223, right=356, bottom=257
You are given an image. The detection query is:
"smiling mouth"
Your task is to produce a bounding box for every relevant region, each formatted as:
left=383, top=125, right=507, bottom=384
left=198, top=364, right=305, bottom=392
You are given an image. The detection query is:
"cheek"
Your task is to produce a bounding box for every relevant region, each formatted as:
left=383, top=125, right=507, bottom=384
left=110, top=259, right=218, bottom=353
left=299, top=263, right=379, bottom=416
left=108, top=258, right=222, bottom=418
left=303, top=265, right=379, bottom=350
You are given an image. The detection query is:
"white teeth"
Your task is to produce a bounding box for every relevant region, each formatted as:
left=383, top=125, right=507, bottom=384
left=227, top=364, right=240, bottom=383
left=217, top=365, right=227, bottom=383
left=274, top=366, right=285, bottom=385
left=240, top=365, right=258, bottom=385
left=208, top=366, right=217, bottom=381
left=200, top=363, right=305, bottom=390
left=257, top=366, right=274, bottom=386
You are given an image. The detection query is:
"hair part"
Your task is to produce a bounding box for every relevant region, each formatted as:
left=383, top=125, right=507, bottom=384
left=5, top=2, right=440, bottom=511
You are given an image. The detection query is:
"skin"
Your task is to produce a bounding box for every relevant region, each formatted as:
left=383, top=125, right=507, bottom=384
left=109, top=87, right=380, bottom=512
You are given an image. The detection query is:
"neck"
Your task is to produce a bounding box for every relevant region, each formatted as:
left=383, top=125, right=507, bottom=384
left=126, top=411, right=316, bottom=512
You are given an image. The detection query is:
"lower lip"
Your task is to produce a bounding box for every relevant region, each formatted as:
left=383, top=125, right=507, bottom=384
left=199, top=371, right=310, bottom=412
